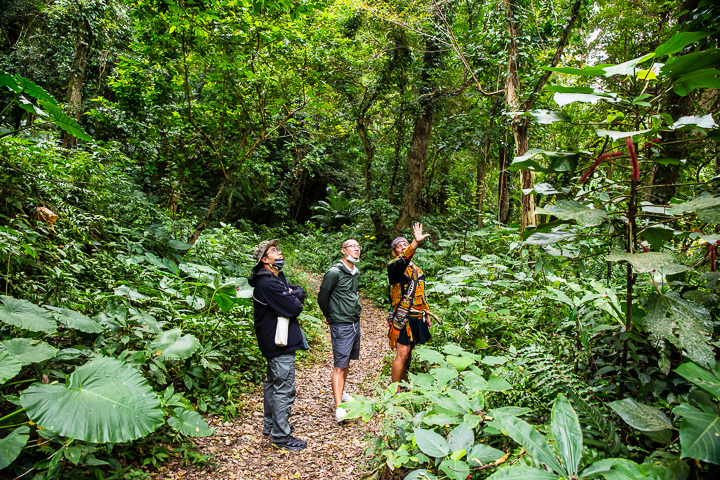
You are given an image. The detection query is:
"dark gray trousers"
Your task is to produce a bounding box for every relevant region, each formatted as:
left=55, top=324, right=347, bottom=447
left=263, top=352, right=296, bottom=442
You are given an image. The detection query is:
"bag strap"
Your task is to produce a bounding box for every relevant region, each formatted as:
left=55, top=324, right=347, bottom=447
left=392, top=264, right=419, bottom=317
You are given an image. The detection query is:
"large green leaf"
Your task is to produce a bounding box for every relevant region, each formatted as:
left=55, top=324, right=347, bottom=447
left=486, top=376, right=513, bottom=391
left=554, top=92, right=619, bottom=107
left=543, top=65, right=607, bottom=76
left=150, top=328, right=200, bottom=361
left=580, top=458, right=651, bottom=480
left=467, top=444, right=505, bottom=466
left=487, top=466, right=560, bottom=480
left=607, top=399, right=673, bottom=432
left=14, top=76, right=57, bottom=105
left=535, top=200, right=607, bottom=227
left=447, top=422, right=474, bottom=454
left=167, top=407, right=213, bottom=437
left=21, top=357, right=163, bottom=443
left=675, top=362, right=720, bottom=398
left=404, top=470, right=438, bottom=480
left=510, top=149, right=579, bottom=173
left=602, top=53, right=655, bottom=76
left=0, top=296, right=57, bottom=333
left=38, top=100, right=91, bottom=141
left=495, top=412, right=567, bottom=477
left=661, top=49, right=720, bottom=78
left=413, top=427, right=450, bottom=458
left=524, top=232, right=576, bottom=246
left=645, top=292, right=714, bottom=368
left=0, top=426, right=29, bottom=470
left=1, top=338, right=58, bottom=365
left=430, top=366, right=458, bottom=388
left=604, top=252, right=687, bottom=275
left=674, top=69, right=720, bottom=96
left=674, top=404, right=720, bottom=464
left=0, top=351, right=22, bottom=384
left=528, top=109, right=571, bottom=124
left=439, top=459, right=470, bottom=480
left=655, top=31, right=716, bottom=57
left=673, top=114, right=717, bottom=130
left=596, top=129, right=652, bottom=140
left=415, top=346, right=446, bottom=365
left=551, top=395, right=582, bottom=476
left=446, top=355, right=475, bottom=371
left=47, top=307, right=103, bottom=333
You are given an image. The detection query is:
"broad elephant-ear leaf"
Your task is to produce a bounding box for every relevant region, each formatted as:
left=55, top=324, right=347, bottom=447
left=167, top=407, right=213, bottom=437
left=0, top=338, right=58, bottom=365
left=413, top=427, right=450, bottom=458
left=0, top=296, right=57, bottom=333
left=674, top=404, right=720, bottom=465
left=0, top=351, right=22, bottom=384
left=20, top=357, right=163, bottom=443
left=46, top=306, right=103, bottom=333
left=37, top=100, right=91, bottom=141
left=0, top=426, right=30, bottom=470
left=150, top=328, right=200, bottom=361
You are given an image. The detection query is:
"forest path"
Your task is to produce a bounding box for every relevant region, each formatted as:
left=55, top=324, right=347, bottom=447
left=158, top=271, right=389, bottom=480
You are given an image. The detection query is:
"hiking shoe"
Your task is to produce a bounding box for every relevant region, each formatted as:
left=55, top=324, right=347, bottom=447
left=272, top=435, right=307, bottom=451
left=335, top=407, right=347, bottom=423
left=341, top=392, right=354, bottom=403
left=263, top=424, right=294, bottom=436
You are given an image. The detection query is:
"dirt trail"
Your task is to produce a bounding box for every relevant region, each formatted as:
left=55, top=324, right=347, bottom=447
left=158, top=273, right=390, bottom=480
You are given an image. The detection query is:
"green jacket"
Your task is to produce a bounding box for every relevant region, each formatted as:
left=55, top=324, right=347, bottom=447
left=317, top=261, right=361, bottom=324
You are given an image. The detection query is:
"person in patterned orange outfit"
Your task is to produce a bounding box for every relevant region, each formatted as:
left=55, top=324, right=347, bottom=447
left=387, top=222, right=439, bottom=389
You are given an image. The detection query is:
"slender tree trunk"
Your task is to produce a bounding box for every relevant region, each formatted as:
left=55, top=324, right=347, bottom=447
left=478, top=98, right=498, bottom=228
left=498, top=143, right=511, bottom=224
left=503, top=0, right=535, bottom=229
left=357, top=117, right=388, bottom=240
left=187, top=176, right=231, bottom=245
left=63, top=19, right=91, bottom=148
left=476, top=156, right=487, bottom=228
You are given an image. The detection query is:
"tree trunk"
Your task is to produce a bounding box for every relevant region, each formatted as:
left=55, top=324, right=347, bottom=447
left=395, top=103, right=433, bottom=231
left=478, top=98, right=498, bottom=228
left=503, top=0, right=535, bottom=230
left=394, top=4, right=445, bottom=233
left=63, top=19, right=91, bottom=148
left=357, top=117, right=388, bottom=240
left=498, top=143, right=511, bottom=224
left=476, top=156, right=487, bottom=228
left=187, top=176, right=231, bottom=245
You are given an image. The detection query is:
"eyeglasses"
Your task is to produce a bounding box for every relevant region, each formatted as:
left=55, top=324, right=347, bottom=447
left=266, top=247, right=281, bottom=255
left=343, top=244, right=362, bottom=251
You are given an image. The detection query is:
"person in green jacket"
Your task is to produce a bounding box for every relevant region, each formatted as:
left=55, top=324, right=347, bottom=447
left=317, top=238, right=362, bottom=423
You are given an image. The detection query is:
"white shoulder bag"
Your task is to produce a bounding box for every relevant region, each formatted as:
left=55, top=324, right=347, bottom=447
left=275, top=316, right=289, bottom=346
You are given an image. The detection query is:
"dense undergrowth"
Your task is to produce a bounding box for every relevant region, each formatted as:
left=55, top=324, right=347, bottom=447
left=2, top=130, right=718, bottom=479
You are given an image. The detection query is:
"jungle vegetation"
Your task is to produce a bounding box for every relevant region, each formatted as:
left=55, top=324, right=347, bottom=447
left=0, top=0, right=719, bottom=478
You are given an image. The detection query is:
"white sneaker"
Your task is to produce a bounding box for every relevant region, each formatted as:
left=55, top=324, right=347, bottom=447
left=341, top=392, right=354, bottom=403
left=335, top=407, right=347, bottom=423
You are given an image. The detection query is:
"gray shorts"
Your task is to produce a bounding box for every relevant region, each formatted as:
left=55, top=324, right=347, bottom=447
left=330, top=322, right=361, bottom=368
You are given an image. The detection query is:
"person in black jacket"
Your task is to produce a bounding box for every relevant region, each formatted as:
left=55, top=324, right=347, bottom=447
left=248, top=239, right=308, bottom=451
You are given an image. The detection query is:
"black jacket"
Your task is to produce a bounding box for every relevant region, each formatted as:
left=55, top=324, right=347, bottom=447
left=248, top=267, right=307, bottom=359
